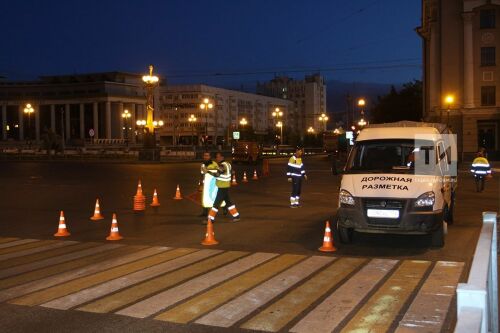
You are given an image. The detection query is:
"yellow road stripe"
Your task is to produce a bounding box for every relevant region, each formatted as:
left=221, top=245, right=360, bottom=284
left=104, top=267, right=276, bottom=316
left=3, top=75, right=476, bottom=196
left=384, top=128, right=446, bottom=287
left=0, top=244, right=132, bottom=290
left=0, top=238, right=19, bottom=244
left=395, top=261, right=464, bottom=333
left=341, top=260, right=431, bottom=333
left=78, top=251, right=246, bottom=314
left=0, top=242, right=97, bottom=270
left=155, top=254, right=305, bottom=324
left=241, top=257, right=366, bottom=332
left=9, top=247, right=186, bottom=306
left=0, top=240, right=56, bottom=255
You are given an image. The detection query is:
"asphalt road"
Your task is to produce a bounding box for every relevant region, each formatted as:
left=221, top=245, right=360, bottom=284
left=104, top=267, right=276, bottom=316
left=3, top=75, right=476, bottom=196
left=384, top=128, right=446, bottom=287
left=0, top=156, right=497, bottom=333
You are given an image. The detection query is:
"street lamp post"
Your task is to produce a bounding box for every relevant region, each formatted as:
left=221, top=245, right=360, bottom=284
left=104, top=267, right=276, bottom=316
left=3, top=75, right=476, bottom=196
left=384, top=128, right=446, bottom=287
left=357, top=98, right=367, bottom=128
left=121, top=109, right=131, bottom=146
left=199, top=98, right=214, bottom=149
left=444, top=94, right=454, bottom=126
left=307, top=126, right=315, bottom=134
left=23, top=103, right=34, bottom=146
left=188, top=114, right=197, bottom=149
left=272, top=107, right=284, bottom=145
left=318, top=113, right=329, bottom=132
left=239, top=117, right=247, bottom=141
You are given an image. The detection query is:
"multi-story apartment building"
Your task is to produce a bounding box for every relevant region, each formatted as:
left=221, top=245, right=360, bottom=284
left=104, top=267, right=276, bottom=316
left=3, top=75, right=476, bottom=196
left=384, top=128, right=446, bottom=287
left=157, top=84, right=294, bottom=146
left=419, top=0, right=500, bottom=157
left=257, top=74, right=327, bottom=133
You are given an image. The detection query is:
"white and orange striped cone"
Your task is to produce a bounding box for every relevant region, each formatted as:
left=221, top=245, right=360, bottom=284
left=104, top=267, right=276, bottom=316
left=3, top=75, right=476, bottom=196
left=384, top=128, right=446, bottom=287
left=242, top=171, right=249, bottom=183
left=318, top=221, right=336, bottom=252
left=150, top=189, right=160, bottom=207
left=173, top=184, right=183, bottom=200
left=133, top=180, right=146, bottom=212
left=231, top=173, right=238, bottom=186
left=252, top=169, right=259, bottom=180
left=106, top=213, right=123, bottom=241
left=54, top=211, right=70, bottom=237
left=90, top=198, right=104, bottom=221
left=201, top=219, right=219, bottom=245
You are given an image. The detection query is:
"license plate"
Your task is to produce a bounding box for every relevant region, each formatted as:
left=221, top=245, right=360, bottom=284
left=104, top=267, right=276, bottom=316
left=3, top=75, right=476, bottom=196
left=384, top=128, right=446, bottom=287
left=367, top=209, right=399, bottom=219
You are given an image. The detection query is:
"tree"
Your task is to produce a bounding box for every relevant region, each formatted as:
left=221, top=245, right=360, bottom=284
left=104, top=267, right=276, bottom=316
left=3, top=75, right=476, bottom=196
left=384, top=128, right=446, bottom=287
left=371, top=80, right=422, bottom=123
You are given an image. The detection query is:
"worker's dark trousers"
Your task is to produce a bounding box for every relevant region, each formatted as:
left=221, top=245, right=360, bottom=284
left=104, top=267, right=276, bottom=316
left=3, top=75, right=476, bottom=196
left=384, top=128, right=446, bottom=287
left=475, top=175, right=485, bottom=192
left=209, top=188, right=239, bottom=221
left=290, top=177, right=302, bottom=205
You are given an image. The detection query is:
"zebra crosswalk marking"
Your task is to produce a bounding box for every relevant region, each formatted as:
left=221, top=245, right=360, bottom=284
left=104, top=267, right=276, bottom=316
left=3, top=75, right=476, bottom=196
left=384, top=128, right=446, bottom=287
left=0, top=240, right=56, bottom=256
left=77, top=251, right=243, bottom=314
left=241, top=257, right=366, bottom=332
left=0, top=238, right=20, bottom=245
left=395, top=261, right=465, bottom=333
left=154, top=254, right=305, bottom=324
left=195, top=256, right=334, bottom=328
left=116, top=252, right=275, bottom=319
left=0, top=245, right=150, bottom=302
left=9, top=247, right=178, bottom=306
left=340, top=260, right=432, bottom=333
left=290, top=258, right=398, bottom=333
left=0, top=239, right=36, bottom=249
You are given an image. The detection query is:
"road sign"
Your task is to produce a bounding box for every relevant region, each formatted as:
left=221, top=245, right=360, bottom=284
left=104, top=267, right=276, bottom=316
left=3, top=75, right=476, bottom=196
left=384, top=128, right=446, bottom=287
left=233, top=131, right=240, bottom=140
left=89, top=129, right=95, bottom=137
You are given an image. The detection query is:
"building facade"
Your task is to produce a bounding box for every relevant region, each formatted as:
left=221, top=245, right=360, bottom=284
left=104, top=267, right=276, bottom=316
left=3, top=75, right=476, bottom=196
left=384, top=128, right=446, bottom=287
left=257, top=74, right=327, bottom=133
left=419, top=0, right=500, bottom=157
left=157, top=84, right=295, bottom=146
left=0, top=72, right=156, bottom=144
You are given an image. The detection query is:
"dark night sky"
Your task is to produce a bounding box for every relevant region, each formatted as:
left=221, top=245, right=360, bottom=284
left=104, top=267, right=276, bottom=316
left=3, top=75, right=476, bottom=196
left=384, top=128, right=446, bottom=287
left=1, top=0, right=422, bottom=87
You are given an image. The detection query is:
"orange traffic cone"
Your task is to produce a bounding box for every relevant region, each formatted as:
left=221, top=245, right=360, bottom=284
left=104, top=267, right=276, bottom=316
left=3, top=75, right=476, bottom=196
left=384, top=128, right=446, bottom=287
left=173, top=184, right=183, bottom=200
left=252, top=169, right=259, bottom=180
left=106, top=213, right=123, bottom=241
left=318, top=221, right=336, bottom=252
left=54, top=211, right=70, bottom=237
left=133, top=180, right=146, bottom=212
left=90, top=199, right=104, bottom=221
left=201, top=219, right=219, bottom=245
left=150, top=189, right=160, bottom=207
left=242, top=171, right=249, bottom=183
left=231, top=172, right=238, bottom=186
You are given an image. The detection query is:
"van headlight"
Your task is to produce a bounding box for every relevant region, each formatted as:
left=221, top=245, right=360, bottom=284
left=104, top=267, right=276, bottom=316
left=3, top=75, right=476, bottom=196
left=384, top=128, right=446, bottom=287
left=339, top=189, right=355, bottom=206
left=414, top=191, right=435, bottom=207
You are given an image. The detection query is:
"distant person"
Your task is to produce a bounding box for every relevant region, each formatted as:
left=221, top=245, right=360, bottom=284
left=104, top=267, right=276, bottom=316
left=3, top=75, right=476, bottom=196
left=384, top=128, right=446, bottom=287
left=207, top=152, right=240, bottom=223
left=287, top=147, right=307, bottom=208
left=471, top=152, right=491, bottom=192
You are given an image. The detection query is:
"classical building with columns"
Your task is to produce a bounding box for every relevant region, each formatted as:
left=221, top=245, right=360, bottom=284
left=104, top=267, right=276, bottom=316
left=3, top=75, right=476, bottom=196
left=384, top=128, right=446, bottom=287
left=157, top=84, right=295, bottom=146
left=419, top=0, right=500, bottom=157
left=0, top=72, right=155, bottom=144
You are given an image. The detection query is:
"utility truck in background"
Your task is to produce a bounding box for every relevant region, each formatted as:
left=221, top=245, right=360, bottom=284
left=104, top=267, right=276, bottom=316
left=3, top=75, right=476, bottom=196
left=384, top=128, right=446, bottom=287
left=336, top=121, right=457, bottom=247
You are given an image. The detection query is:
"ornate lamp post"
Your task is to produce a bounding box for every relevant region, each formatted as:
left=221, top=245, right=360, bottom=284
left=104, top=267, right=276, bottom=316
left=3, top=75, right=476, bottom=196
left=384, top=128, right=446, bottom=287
left=318, top=113, right=329, bottom=132
left=23, top=103, right=34, bottom=145
left=444, top=94, right=454, bottom=126
left=121, top=109, right=131, bottom=145
left=188, top=114, right=197, bottom=148
left=272, top=107, right=284, bottom=145
left=142, top=65, right=159, bottom=134
left=199, top=98, right=214, bottom=148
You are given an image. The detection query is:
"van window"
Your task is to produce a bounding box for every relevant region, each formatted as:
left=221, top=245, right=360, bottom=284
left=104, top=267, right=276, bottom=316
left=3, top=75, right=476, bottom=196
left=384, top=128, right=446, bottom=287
left=346, top=139, right=434, bottom=174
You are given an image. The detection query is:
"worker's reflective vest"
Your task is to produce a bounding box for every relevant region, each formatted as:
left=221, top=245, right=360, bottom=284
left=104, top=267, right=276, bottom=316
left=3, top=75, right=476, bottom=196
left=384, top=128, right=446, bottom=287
left=287, top=155, right=306, bottom=178
left=470, top=157, right=491, bottom=176
left=216, top=161, right=232, bottom=188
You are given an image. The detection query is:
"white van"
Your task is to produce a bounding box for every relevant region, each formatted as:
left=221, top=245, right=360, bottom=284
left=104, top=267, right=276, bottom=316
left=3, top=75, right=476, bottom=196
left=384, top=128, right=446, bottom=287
left=336, top=121, right=457, bottom=247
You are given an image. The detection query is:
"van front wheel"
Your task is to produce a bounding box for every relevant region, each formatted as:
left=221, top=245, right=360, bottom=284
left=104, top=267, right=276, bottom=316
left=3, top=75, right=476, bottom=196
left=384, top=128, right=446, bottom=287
left=431, top=220, right=446, bottom=247
left=336, top=220, right=353, bottom=244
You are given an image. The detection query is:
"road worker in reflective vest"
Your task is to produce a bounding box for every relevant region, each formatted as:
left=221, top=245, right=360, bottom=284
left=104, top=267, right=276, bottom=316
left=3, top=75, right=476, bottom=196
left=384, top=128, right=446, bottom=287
left=200, top=152, right=218, bottom=217
left=207, top=152, right=241, bottom=223
left=470, top=152, right=491, bottom=192
left=287, top=147, right=307, bottom=208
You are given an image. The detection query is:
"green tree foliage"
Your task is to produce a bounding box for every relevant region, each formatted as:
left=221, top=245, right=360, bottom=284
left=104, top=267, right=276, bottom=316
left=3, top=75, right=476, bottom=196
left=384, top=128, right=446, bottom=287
left=371, top=80, right=422, bottom=123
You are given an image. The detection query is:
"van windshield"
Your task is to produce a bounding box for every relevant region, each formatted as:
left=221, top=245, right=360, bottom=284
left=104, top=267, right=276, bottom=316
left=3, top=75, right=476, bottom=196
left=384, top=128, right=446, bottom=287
left=345, top=139, right=434, bottom=173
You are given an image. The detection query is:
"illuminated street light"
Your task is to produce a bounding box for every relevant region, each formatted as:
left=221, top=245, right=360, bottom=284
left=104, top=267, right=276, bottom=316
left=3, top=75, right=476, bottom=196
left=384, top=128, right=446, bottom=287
left=23, top=103, right=34, bottom=144
left=141, top=65, right=159, bottom=133
left=444, top=94, right=454, bottom=126
left=121, top=109, right=131, bottom=145
left=188, top=114, right=197, bottom=148
left=358, top=118, right=367, bottom=127
left=318, top=113, right=329, bottom=131
left=199, top=98, right=214, bottom=147
left=239, top=117, right=248, bottom=127
left=272, top=107, right=283, bottom=118
left=307, top=126, right=315, bottom=134
left=357, top=98, right=366, bottom=107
